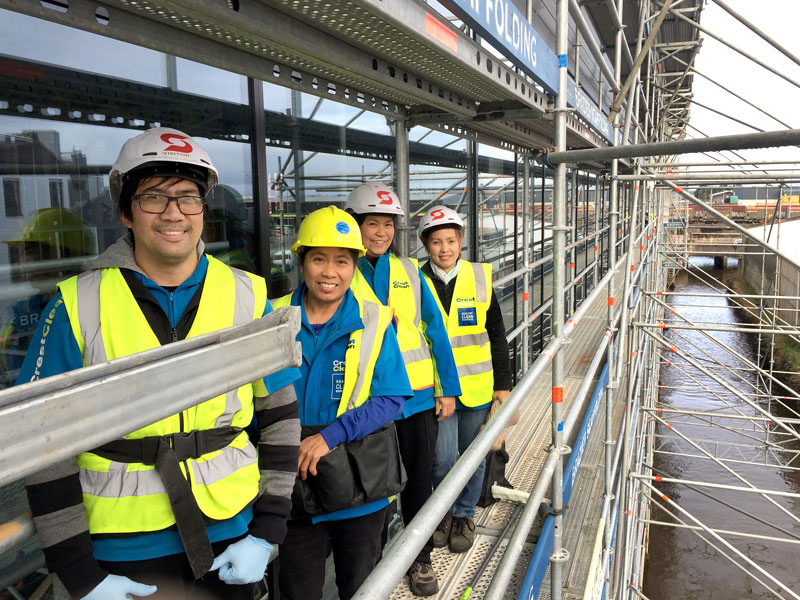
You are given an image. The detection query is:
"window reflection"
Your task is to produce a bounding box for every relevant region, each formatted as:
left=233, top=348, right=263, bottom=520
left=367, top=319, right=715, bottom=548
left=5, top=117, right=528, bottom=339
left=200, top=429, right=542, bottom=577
left=1, top=206, right=96, bottom=387
left=1, top=9, right=166, bottom=86
left=0, top=7, right=534, bottom=396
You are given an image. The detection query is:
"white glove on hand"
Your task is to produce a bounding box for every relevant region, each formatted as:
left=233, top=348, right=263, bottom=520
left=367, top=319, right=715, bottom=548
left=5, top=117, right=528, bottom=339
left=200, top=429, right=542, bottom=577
left=210, top=534, right=273, bottom=585
left=82, top=574, right=157, bottom=599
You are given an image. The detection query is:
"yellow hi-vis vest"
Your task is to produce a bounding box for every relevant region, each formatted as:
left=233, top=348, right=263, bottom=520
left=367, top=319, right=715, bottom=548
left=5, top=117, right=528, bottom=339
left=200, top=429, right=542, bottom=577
left=424, top=260, right=494, bottom=408
left=273, top=292, right=393, bottom=415
left=58, top=256, right=266, bottom=534
left=350, top=255, right=435, bottom=392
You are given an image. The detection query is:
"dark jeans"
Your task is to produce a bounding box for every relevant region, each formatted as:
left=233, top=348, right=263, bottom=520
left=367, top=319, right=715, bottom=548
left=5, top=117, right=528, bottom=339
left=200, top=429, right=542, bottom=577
left=432, top=407, right=490, bottom=518
left=395, top=407, right=439, bottom=564
left=278, top=507, right=387, bottom=600
left=97, top=535, right=253, bottom=600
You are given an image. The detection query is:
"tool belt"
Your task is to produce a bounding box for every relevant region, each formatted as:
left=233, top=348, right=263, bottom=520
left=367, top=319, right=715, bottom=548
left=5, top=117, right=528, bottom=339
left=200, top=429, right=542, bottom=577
left=92, top=426, right=242, bottom=579
left=292, top=421, right=407, bottom=517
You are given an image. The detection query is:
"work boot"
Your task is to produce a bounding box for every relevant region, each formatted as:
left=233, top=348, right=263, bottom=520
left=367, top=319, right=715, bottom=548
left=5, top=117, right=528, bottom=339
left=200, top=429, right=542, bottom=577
left=433, top=512, right=452, bottom=548
left=449, top=516, right=475, bottom=553
left=407, top=561, right=439, bottom=596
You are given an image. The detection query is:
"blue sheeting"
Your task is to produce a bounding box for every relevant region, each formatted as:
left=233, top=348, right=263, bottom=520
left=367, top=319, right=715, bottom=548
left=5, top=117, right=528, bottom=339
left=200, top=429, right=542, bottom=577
left=516, top=364, right=610, bottom=600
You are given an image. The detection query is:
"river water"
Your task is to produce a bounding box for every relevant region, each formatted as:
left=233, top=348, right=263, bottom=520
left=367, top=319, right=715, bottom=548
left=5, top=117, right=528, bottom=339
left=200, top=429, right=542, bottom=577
left=642, top=254, right=800, bottom=599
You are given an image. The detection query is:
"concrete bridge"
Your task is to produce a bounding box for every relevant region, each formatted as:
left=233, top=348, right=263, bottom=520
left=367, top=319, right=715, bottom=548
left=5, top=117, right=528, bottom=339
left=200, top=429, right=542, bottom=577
left=666, top=223, right=744, bottom=269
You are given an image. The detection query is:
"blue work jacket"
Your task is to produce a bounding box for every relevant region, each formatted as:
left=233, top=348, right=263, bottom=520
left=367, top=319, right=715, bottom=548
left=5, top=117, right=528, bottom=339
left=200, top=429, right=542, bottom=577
left=284, top=284, right=412, bottom=523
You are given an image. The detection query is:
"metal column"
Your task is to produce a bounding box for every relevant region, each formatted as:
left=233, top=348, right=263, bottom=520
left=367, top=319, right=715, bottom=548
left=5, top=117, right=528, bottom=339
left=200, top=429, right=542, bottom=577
left=550, top=1, right=571, bottom=598
left=394, top=118, right=411, bottom=256
left=523, top=155, right=531, bottom=370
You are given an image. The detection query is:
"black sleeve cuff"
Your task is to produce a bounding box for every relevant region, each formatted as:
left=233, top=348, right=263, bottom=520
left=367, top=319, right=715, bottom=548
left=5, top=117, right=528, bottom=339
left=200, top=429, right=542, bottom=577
left=44, top=545, right=107, bottom=599
left=248, top=494, right=293, bottom=545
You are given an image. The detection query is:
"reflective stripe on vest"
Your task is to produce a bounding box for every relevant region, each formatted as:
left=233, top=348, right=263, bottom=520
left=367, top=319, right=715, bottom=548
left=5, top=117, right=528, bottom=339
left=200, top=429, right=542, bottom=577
left=424, top=261, right=494, bottom=407
left=58, top=256, right=267, bottom=534
left=350, top=255, right=434, bottom=391
left=273, top=293, right=393, bottom=414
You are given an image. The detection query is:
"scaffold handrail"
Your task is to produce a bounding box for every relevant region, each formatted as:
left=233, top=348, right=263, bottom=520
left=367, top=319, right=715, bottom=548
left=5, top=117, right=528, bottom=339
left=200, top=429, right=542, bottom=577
left=0, top=306, right=302, bottom=488
left=353, top=254, right=627, bottom=599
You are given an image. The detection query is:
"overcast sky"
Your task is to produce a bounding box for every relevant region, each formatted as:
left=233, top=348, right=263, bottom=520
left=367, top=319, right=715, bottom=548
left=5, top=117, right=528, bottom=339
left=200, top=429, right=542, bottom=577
left=681, top=0, right=800, bottom=166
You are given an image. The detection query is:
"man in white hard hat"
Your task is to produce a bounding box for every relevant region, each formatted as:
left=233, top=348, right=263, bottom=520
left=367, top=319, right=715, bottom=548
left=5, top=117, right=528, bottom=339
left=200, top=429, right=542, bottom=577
left=18, top=128, right=300, bottom=599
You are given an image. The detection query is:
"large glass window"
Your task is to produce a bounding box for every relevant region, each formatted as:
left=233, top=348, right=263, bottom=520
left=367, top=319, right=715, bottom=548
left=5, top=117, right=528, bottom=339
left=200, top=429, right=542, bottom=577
left=0, top=5, right=581, bottom=393
left=0, top=11, right=252, bottom=389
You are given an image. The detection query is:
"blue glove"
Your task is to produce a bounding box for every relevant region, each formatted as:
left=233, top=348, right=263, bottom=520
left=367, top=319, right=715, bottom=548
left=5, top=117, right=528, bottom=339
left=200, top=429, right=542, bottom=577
left=82, top=574, right=157, bottom=599
left=210, top=535, right=273, bottom=585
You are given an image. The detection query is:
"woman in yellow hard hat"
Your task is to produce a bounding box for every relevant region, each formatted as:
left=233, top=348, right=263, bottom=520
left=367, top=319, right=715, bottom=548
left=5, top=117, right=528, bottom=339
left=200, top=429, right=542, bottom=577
left=345, top=182, right=461, bottom=596
left=271, top=206, right=413, bottom=600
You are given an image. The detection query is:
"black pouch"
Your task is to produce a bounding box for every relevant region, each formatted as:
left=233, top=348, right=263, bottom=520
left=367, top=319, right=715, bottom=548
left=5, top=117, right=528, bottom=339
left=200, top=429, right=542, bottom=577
left=478, top=441, right=512, bottom=508
left=347, top=422, right=407, bottom=502
left=293, top=422, right=406, bottom=516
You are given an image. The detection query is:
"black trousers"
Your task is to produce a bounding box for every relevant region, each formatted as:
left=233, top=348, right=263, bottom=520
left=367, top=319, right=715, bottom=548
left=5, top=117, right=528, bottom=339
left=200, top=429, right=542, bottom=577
left=396, top=407, right=439, bottom=564
left=278, top=507, right=387, bottom=600
left=97, top=535, right=253, bottom=600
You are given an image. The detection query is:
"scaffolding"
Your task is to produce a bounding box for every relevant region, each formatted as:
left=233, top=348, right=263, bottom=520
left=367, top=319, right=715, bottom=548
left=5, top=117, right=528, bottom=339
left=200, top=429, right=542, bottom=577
left=358, top=0, right=800, bottom=598
left=2, top=1, right=800, bottom=599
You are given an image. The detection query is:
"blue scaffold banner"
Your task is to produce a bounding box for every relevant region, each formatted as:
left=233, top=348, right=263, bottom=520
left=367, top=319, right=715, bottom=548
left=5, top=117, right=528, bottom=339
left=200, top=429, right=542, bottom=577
left=439, top=0, right=560, bottom=95
left=440, top=0, right=615, bottom=143
left=567, top=79, right=615, bottom=143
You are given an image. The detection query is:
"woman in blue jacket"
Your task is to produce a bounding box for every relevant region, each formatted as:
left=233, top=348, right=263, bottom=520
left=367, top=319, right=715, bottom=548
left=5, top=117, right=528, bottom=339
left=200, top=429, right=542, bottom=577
left=345, top=182, right=462, bottom=597
left=273, top=205, right=413, bottom=600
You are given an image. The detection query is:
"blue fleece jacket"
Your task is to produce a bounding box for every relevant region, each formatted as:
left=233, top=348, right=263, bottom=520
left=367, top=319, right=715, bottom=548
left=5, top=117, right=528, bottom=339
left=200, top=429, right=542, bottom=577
left=284, top=284, right=412, bottom=523
left=357, top=252, right=461, bottom=417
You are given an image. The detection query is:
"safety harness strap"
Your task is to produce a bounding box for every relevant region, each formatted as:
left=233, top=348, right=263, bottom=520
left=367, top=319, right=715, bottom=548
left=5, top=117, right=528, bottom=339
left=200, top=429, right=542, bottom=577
left=92, top=426, right=241, bottom=578
left=92, top=427, right=240, bottom=464
left=153, top=437, right=214, bottom=578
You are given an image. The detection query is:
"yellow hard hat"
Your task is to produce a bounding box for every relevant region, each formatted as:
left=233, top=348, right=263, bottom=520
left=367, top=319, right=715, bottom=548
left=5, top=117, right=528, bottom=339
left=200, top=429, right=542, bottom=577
left=4, top=208, right=95, bottom=256
left=291, top=205, right=366, bottom=257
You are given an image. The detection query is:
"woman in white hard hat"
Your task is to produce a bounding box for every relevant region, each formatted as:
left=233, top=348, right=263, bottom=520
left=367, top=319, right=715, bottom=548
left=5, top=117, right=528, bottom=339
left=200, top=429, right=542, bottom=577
left=345, top=182, right=461, bottom=596
left=417, top=205, right=512, bottom=555
left=272, top=205, right=412, bottom=600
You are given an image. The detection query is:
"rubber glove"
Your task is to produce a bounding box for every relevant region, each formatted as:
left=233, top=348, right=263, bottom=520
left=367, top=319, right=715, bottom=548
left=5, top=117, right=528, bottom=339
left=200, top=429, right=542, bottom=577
left=210, top=534, right=273, bottom=584
left=82, top=574, right=157, bottom=599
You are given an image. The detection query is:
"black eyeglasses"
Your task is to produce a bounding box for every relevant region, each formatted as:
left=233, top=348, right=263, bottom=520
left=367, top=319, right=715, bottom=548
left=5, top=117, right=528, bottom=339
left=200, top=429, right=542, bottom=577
left=132, top=194, right=206, bottom=215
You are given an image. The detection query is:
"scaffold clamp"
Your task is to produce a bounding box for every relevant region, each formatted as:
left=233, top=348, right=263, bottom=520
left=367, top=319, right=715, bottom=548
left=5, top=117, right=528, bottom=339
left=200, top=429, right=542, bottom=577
left=540, top=502, right=569, bottom=518
left=550, top=548, right=571, bottom=563
left=537, top=149, right=555, bottom=169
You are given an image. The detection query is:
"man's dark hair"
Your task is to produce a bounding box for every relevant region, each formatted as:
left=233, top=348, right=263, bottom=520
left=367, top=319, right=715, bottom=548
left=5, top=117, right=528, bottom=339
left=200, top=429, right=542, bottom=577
left=118, top=162, right=210, bottom=221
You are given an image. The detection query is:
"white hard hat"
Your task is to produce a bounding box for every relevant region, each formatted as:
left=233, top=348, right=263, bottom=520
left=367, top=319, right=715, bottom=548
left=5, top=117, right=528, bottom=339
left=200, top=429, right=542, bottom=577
left=345, top=182, right=404, bottom=217
left=418, top=205, right=464, bottom=241
left=109, top=127, right=219, bottom=205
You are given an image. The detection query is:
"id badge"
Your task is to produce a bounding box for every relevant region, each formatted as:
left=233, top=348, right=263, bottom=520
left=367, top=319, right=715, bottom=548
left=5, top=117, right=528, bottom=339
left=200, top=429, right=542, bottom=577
left=332, top=373, right=344, bottom=400
left=457, top=307, right=477, bottom=326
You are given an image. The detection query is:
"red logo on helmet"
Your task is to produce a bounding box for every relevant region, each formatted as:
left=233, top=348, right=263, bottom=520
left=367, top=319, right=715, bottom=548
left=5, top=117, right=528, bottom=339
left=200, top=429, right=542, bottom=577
left=160, top=133, right=193, bottom=153
left=377, top=190, right=394, bottom=205
left=431, top=209, right=445, bottom=220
